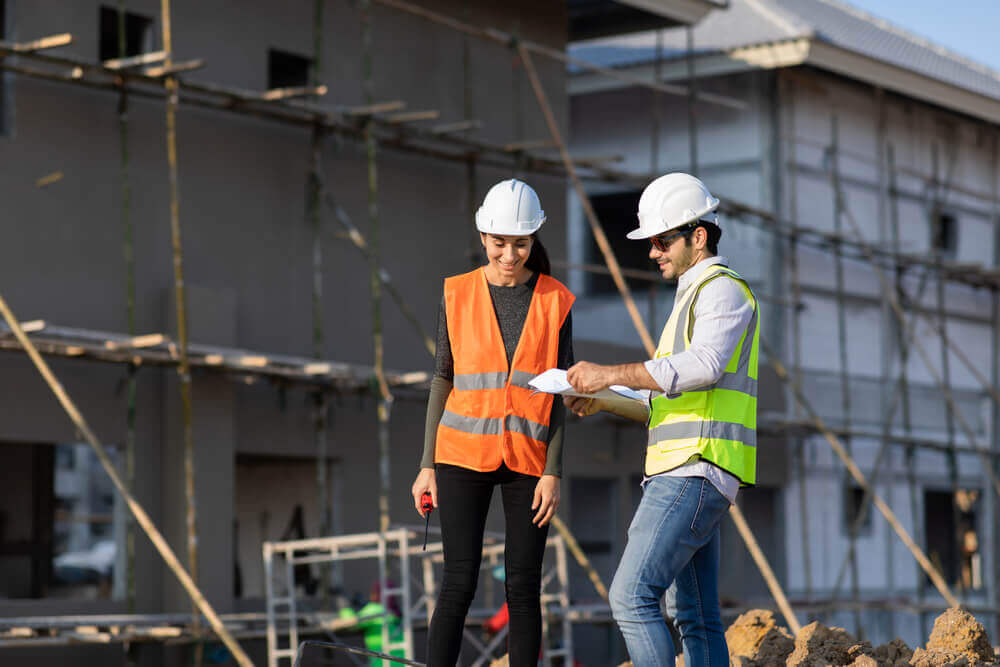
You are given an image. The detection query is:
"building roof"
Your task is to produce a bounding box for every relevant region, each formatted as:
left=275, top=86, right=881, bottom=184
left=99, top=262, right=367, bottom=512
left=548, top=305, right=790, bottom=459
left=570, top=0, right=1000, bottom=120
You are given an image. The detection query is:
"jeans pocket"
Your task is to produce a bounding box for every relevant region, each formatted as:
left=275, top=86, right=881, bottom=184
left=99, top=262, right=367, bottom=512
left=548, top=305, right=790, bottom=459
left=689, top=480, right=727, bottom=539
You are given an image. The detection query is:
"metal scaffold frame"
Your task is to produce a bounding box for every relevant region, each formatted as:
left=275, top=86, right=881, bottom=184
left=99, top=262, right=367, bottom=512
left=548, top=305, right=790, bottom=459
left=262, top=530, right=572, bottom=667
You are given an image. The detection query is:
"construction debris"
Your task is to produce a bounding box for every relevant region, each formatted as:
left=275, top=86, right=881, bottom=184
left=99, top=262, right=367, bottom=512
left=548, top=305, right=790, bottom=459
left=785, top=621, right=873, bottom=666
left=910, top=608, right=996, bottom=666
left=726, top=609, right=795, bottom=665
left=725, top=608, right=995, bottom=666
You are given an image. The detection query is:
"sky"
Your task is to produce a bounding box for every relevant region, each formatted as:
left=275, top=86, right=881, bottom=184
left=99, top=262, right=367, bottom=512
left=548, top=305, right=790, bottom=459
left=846, top=0, right=1000, bottom=74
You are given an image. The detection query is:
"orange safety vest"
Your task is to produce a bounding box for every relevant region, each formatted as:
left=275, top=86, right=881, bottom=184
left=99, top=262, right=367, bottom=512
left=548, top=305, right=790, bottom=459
left=435, top=268, right=575, bottom=477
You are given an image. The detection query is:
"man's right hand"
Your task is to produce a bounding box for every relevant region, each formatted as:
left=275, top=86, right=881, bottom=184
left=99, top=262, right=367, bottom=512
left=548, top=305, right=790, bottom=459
left=563, top=395, right=601, bottom=418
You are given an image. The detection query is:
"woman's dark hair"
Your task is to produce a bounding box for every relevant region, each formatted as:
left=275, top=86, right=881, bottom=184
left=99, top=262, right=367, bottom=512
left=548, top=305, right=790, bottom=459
left=525, top=234, right=551, bottom=275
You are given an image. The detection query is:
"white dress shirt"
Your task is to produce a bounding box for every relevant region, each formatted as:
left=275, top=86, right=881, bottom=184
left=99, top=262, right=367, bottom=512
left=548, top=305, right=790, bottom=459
left=641, top=256, right=755, bottom=504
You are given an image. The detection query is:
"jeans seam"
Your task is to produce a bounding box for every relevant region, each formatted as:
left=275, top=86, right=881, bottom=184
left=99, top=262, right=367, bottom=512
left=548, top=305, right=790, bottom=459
left=689, top=479, right=707, bottom=535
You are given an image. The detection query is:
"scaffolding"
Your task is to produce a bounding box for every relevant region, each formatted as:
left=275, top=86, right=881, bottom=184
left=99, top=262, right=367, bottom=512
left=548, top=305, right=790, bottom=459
left=0, top=0, right=997, bottom=660
left=262, top=529, right=572, bottom=667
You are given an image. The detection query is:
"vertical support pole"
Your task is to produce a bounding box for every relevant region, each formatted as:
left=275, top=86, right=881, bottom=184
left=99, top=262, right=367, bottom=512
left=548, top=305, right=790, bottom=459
left=874, top=87, right=896, bottom=638
left=990, top=130, right=1000, bottom=639
left=159, top=1, right=199, bottom=655
left=685, top=27, right=697, bottom=175
left=890, top=143, right=925, bottom=637
left=359, top=0, right=394, bottom=533
left=264, top=543, right=278, bottom=667
left=309, top=0, right=331, bottom=605
left=830, top=115, right=862, bottom=636
left=785, top=78, right=812, bottom=603
left=116, top=0, right=138, bottom=628
left=422, top=554, right=437, bottom=621
left=399, top=531, right=414, bottom=659
left=650, top=29, right=662, bottom=174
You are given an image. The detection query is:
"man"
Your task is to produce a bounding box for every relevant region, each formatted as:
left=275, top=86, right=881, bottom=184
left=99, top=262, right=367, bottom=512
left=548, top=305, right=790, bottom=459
left=565, top=173, right=758, bottom=666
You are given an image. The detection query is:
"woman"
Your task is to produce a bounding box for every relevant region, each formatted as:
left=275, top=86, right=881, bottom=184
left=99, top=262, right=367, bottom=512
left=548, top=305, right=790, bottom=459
left=411, top=179, right=575, bottom=666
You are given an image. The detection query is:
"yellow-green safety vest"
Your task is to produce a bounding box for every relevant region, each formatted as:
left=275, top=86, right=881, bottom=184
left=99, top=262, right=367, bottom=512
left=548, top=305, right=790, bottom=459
left=646, top=264, right=759, bottom=485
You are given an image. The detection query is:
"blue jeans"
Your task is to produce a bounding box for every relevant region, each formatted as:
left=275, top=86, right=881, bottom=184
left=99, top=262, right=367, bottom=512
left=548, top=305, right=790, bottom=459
left=609, top=475, right=730, bottom=666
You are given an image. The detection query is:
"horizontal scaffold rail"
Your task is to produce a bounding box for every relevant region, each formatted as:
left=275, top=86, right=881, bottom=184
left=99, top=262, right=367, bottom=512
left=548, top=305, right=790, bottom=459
left=0, top=321, right=429, bottom=391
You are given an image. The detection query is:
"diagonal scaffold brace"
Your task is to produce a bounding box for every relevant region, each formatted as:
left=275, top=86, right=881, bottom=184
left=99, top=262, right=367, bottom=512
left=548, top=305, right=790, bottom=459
left=515, top=41, right=803, bottom=635
left=0, top=293, right=255, bottom=666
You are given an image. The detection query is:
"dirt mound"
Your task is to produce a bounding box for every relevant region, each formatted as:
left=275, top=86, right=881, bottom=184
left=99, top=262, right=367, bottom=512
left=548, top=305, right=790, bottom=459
left=871, top=637, right=914, bottom=666
left=913, top=608, right=995, bottom=665
left=726, top=609, right=795, bottom=665
left=786, top=621, right=873, bottom=666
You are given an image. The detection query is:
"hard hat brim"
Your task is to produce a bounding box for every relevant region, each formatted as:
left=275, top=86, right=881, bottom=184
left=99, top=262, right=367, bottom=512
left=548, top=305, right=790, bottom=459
left=626, top=226, right=654, bottom=240
left=475, top=217, right=545, bottom=236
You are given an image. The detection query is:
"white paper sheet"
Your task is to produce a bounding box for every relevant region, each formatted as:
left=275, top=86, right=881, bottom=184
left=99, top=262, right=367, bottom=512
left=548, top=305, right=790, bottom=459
left=528, top=368, right=646, bottom=404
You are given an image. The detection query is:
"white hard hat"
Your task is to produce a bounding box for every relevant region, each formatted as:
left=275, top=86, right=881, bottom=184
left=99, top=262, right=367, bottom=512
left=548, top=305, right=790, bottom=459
left=475, top=179, right=546, bottom=236
left=627, top=173, right=720, bottom=240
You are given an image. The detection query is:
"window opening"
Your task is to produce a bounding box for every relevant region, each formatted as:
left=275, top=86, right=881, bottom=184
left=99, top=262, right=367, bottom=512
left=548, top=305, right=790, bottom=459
left=99, top=6, right=154, bottom=62
left=268, top=49, right=311, bottom=90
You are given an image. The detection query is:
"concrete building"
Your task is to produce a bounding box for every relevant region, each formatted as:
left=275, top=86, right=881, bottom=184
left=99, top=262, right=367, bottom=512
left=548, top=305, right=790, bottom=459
left=569, top=0, right=1000, bottom=648
left=0, top=0, right=743, bottom=665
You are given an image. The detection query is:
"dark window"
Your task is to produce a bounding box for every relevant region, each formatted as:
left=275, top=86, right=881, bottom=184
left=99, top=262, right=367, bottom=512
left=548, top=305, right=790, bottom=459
left=268, top=49, right=311, bottom=89
left=99, top=6, right=154, bottom=62
left=924, top=488, right=983, bottom=591
left=843, top=483, right=873, bottom=535
left=930, top=210, right=958, bottom=258
left=0, top=442, right=122, bottom=600
left=584, top=190, right=655, bottom=295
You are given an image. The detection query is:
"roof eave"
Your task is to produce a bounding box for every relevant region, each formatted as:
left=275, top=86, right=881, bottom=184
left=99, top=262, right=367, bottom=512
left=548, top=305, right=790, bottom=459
left=619, top=0, right=727, bottom=26
left=805, top=41, right=1000, bottom=125
left=569, top=37, right=1000, bottom=125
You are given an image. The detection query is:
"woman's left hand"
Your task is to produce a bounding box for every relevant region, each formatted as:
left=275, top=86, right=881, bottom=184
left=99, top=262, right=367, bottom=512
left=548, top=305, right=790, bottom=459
left=531, top=475, right=560, bottom=526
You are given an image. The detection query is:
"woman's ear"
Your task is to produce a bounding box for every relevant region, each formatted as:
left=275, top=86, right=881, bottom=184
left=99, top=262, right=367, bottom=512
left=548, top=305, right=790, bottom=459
left=479, top=232, right=488, bottom=248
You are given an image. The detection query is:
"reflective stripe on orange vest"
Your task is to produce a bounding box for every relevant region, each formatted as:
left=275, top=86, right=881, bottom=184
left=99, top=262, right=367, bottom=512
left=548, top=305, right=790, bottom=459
left=434, top=268, right=575, bottom=477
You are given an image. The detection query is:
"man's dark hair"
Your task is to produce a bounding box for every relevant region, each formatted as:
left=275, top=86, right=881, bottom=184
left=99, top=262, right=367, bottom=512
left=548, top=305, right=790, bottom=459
left=687, top=221, right=722, bottom=255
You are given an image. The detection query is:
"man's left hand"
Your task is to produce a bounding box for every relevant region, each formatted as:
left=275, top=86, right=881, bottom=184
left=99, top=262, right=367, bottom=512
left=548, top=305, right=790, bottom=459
left=567, top=361, right=612, bottom=394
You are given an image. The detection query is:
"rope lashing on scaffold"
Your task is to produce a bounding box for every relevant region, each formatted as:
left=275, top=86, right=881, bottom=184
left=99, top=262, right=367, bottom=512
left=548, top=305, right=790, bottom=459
left=294, top=640, right=426, bottom=667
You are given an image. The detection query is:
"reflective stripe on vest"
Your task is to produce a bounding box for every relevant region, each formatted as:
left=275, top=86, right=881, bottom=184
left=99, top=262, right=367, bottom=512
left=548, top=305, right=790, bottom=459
left=435, top=268, right=574, bottom=476
left=646, top=264, right=759, bottom=485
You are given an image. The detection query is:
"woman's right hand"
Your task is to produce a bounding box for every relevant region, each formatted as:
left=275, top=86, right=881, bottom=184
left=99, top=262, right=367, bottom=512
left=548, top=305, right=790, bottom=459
left=411, top=468, right=438, bottom=517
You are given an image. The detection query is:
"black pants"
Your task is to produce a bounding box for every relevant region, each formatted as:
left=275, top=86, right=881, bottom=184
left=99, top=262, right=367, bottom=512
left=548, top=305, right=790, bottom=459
left=427, top=463, right=550, bottom=667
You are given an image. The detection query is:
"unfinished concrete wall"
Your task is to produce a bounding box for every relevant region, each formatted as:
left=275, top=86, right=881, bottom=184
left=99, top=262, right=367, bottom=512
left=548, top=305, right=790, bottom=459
left=0, top=0, right=581, bottom=663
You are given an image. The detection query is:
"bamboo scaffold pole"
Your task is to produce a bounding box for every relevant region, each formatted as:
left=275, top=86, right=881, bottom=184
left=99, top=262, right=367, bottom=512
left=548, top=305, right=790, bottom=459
left=828, top=117, right=862, bottom=634
left=115, top=1, right=138, bottom=625
left=159, top=0, right=200, bottom=653
left=516, top=42, right=801, bottom=634
left=0, top=295, right=254, bottom=667
left=360, top=0, right=394, bottom=534
left=516, top=43, right=654, bottom=356
left=309, top=0, right=333, bottom=603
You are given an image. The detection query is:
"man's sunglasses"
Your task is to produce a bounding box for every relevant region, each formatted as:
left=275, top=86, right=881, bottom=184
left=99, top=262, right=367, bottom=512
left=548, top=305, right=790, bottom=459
left=649, top=225, right=696, bottom=252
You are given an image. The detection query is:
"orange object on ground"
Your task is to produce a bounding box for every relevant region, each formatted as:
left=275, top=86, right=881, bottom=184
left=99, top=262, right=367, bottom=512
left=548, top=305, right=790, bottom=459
left=435, top=268, right=574, bottom=477
left=484, top=602, right=510, bottom=635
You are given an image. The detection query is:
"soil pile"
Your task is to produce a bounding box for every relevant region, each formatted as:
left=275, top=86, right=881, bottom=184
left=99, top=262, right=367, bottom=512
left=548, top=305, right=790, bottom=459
left=910, top=608, right=995, bottom=666
left=785, top=621, right=873, bottom=666
left=726, top=609, right=795, bottom=665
